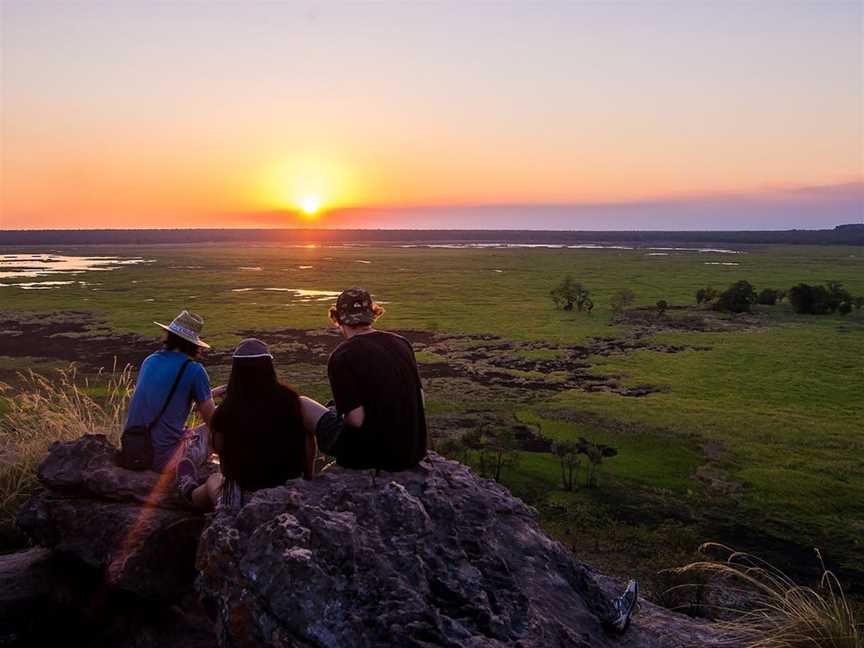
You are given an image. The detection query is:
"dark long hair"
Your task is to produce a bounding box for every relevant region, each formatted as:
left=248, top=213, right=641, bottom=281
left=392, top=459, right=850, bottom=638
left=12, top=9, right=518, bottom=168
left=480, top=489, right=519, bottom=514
left=163, top=332, right=201, bottom=359
left=211, top=357, right=305, bottom=490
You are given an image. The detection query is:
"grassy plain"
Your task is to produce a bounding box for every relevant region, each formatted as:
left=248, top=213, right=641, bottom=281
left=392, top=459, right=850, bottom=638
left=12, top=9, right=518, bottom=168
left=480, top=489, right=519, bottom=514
left=1, top=242, right=862, bottom=597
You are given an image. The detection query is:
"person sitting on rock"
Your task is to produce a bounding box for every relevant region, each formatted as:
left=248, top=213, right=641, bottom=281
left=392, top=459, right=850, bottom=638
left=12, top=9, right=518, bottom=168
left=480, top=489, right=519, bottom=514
left=181, top=338, right=332, bottom=509
left=123, top=310, right=223, bottom=500
left=314, top=288, right=427, bottom=472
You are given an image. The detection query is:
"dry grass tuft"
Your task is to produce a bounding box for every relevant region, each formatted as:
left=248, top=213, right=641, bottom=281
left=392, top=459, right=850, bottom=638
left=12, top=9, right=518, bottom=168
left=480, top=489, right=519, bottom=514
left=0, top=363, right=134, bottom=534
left=669, top=543, right=861, bottom=648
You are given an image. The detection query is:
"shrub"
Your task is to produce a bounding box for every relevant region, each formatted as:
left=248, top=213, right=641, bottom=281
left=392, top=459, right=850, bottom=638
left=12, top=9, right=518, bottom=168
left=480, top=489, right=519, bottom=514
left=656, top=299, right=669, bottom=316
left=610, top=289, right=635, bottom=315
left=757, top=288, right=782, bottom=306
left=670, top=544, right=860, bottom=648
left=696, top=287, right=719, bottom=304
left=714, top=281, right=757, bottom=313
left=788, top=284, right=837, bottom=315
left=550, top=276, right=591, bottom=312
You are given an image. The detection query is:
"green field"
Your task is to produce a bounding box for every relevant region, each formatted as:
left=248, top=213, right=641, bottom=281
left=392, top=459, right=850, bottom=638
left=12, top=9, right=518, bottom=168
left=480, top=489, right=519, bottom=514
left=1, top=242, right=862, bottom=597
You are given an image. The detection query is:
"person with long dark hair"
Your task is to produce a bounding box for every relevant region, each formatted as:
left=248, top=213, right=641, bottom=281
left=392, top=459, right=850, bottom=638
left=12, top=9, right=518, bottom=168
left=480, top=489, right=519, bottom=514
left=180, top=338, right=329, bottom=509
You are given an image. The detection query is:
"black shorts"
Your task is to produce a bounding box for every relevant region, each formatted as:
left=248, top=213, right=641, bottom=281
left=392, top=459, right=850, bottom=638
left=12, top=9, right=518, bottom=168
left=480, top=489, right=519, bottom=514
left=315, top=408, right=344, bottom=455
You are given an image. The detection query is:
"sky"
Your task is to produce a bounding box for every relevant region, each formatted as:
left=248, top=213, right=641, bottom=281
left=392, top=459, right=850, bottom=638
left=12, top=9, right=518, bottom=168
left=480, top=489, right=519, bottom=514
left=1, top=1, right=862, bottom=230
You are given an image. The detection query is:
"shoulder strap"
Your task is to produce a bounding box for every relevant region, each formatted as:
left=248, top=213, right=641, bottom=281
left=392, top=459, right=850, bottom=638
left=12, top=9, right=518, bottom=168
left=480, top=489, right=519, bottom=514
left=148, top=358, right=192, bottom=429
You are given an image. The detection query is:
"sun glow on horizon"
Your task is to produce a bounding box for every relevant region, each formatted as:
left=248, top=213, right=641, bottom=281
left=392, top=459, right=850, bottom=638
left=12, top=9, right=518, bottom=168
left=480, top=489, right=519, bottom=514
left=300, top=194, right=322, bottom=217
left=256, top=154, right=360, bottom=221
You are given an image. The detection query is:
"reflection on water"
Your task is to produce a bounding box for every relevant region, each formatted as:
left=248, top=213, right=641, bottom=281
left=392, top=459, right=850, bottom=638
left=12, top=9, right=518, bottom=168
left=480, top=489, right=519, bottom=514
left=649, top=247, right=741, bottom=254
left=704, top=262, right=740, bottom=266
left=0, top=254, right=153, bottom=281
left=0, top=280, right=75, bottom=290
left=399, top=243, right=741, bottom=253
left=355, top=260, right=372, bottom=264
left=231, top=288, right=340, bottom=302
left=298, top=265, right=313, bottom=269
left=238, top=266, right=263, bottom=271
left=646, top=253, right=669, bottom=256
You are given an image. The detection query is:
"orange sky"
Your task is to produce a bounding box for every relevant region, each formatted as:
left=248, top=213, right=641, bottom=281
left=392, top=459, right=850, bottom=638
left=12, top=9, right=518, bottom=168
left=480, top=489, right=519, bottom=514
left=1, top=2, right=861, bottom=229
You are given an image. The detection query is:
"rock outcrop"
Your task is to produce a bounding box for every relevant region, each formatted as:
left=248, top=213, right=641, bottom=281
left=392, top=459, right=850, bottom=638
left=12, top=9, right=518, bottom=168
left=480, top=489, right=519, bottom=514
left=13, top=435, right=725, bottom=647
left=197, top=454, right=723, bottom=648
left=17, top=434, right=209, bottom=601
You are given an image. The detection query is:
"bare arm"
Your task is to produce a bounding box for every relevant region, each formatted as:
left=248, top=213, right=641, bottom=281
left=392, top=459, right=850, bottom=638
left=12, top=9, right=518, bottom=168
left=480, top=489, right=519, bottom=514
left=196, top=398, right=216, bottom=426
left=344, top=405, right=365, bottom=428
left=304, top=428, right=317, bottom=479
left=191, top=473, right=222, bottom=510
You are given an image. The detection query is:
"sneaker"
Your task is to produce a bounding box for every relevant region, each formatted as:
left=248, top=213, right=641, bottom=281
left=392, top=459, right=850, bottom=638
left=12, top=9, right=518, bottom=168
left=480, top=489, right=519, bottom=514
left=610, top=579, right=638, bottom=633
left=176, top=458, right=199, bottom=504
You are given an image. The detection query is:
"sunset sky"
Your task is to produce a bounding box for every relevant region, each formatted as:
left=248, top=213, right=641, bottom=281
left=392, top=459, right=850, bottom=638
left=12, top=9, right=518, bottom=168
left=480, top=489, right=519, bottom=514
left=1, top=1, right=862, bottom=230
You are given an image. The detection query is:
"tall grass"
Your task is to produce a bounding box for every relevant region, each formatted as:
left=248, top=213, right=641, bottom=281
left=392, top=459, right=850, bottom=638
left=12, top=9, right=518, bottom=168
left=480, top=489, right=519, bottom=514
left=0, top=363, right=134, bottom=537
left=669, top=543, right=861, bottom=648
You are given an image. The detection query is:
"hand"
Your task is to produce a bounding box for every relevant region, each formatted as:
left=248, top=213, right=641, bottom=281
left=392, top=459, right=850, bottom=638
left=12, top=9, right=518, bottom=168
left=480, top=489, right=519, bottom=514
left=211, top=385, right=227, bottom=398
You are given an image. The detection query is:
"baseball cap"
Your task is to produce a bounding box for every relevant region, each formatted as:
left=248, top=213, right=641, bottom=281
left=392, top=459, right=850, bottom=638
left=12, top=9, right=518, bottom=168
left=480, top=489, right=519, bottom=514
left=335, top=287, right=375, bottom=325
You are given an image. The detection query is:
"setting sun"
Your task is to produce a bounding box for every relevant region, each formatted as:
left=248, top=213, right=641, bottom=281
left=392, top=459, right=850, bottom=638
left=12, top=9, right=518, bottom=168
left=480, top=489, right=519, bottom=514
left=300, top=195, right=322, bottom=217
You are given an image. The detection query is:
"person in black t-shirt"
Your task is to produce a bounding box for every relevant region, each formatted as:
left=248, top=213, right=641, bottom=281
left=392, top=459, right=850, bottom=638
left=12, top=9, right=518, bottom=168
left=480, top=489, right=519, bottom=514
left=316, top=287, right=427, bottom=471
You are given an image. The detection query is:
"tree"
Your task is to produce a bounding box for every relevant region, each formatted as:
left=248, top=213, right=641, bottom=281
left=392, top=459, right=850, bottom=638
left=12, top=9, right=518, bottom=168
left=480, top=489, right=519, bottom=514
left=838, top=301, right=852, bottom=315
left=610, top=289, right=635, bottom=316
left=714, top=280, right=757, bottom=313
left=756, top=288, right=781, bottom=305
left=853, top=296, right=864, bottom=310
left=695, top=287, right=719, bottom=304
left=553, top=440, right=581, bottom=491
left=576, top=437, right=618, bottom=488
left=656, top=299, right=668, bottom=316
left=550, top=276, right=591, bottom=313
left=460, top=428, right=485, bottom=467
left=788, top=283, right=834, bottom=314
left=826, top=281, right=852, bottom=312
left=484, top=428, right=520, bottom=482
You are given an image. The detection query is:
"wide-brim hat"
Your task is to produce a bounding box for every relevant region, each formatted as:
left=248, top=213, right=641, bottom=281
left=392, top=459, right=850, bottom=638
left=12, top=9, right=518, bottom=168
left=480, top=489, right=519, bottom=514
left=154, top=310, right=211, bottom=349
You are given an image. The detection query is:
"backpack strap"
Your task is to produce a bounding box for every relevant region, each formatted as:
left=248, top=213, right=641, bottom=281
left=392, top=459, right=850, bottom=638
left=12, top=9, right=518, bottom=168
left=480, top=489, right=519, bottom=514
left=148, top=358, right=192, bottom=430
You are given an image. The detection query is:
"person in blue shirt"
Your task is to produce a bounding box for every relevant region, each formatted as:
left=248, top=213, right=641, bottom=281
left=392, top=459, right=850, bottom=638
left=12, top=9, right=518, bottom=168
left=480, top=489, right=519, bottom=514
left=124, top=310, right=222, bottom=498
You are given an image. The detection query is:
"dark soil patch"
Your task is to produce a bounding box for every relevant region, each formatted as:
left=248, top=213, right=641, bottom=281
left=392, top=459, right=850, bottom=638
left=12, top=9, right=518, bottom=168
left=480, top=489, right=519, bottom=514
left=616, top=307, right=766, bottom=334
left=1, top=311, right=705, bottom=399
left=0, top=310, right=153, bottom=372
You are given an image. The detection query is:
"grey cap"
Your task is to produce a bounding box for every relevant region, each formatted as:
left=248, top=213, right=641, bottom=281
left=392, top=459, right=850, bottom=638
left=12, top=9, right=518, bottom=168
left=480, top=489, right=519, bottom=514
left=232, top=338, right=273, bottom=359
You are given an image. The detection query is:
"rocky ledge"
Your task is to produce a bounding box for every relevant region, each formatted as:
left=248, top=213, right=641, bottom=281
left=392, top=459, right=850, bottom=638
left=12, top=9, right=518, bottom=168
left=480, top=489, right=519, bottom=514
left=9, top=435, right=724, bottom=647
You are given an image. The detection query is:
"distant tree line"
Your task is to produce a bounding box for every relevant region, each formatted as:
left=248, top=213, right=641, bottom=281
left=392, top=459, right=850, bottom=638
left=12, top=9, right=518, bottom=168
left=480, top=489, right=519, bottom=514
left=696, top=280, right=862, bottom=315
left=553, top=275, right=861, bottom=317
left=3, top=224, right=862, bottom=246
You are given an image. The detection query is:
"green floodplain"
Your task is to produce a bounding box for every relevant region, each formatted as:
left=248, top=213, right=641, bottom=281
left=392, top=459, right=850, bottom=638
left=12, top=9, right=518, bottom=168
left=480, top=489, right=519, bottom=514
left=1, top=242, right=862, bottom=599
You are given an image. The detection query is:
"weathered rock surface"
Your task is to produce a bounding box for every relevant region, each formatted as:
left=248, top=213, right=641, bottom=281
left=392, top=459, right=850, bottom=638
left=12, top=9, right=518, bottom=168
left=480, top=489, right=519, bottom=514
left=13, top=435, right=726, bottom=647
left=197, top=453, right=724, bottom=648
left=0, top=548, right=55, bottom=638
left=17, top=434, right=208, bottom=600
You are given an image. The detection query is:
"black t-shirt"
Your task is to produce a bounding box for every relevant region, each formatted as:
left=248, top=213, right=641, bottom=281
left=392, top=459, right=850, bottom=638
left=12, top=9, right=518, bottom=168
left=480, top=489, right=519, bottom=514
left=327, top=330, right=427, bottom=471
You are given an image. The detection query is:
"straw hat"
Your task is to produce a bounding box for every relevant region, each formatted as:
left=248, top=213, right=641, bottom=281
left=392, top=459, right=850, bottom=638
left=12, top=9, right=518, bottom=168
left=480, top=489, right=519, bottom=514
left=154, top=310, right=210, bottom=349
